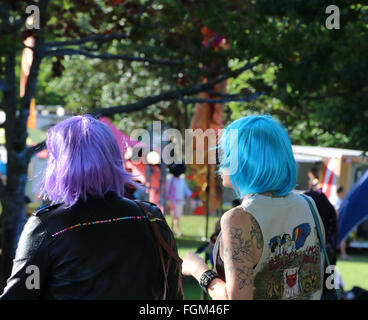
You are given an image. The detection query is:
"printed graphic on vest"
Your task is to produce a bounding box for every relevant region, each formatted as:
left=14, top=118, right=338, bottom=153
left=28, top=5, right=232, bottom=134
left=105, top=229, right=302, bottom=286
left=283, top=267, right=299, bottom=299
left=269, top=223, right=311, bottom=257
left=253, top=224, right=322, bottom=300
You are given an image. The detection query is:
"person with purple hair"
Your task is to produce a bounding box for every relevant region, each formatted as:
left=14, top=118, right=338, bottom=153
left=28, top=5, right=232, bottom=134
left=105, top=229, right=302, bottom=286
left=0, top=115, right=183, bottom=300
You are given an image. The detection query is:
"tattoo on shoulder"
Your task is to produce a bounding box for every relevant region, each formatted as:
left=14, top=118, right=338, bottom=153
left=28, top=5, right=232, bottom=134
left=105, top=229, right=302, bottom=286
left=222, top=219, right=258, bottom=291
left=228, top=227, right=253, bottom=263
left=229, top=207, right=248, bottom=217
left=249, top=215, right=264, bottom=250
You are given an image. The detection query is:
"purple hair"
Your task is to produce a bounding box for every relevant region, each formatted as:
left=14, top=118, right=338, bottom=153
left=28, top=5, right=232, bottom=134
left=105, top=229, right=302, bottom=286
left=41, top=115, right=134, bottom=207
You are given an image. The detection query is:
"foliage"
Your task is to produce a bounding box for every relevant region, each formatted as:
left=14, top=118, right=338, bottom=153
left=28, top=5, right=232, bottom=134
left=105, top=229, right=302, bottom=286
left=28, top=0, right=368, bottom=149
left=0, top=0, right=264, bottom=286
left=227, top=0, right=368, bottom=149
left=45, top=55, right=193, bottom=133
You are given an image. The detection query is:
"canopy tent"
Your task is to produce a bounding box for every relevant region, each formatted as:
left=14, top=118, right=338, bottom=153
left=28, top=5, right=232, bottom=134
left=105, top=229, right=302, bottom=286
left=338, top=169, right=368, bottom=244
left=292, top=145, right=364, bottom=159
left=293, top=153, right=323, bottom=163
left=292, top=145, right=368, bottom=204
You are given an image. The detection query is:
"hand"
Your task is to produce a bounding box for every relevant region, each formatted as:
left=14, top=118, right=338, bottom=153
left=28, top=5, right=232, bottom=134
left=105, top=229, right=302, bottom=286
left=182, top=252, right=210, bottom=281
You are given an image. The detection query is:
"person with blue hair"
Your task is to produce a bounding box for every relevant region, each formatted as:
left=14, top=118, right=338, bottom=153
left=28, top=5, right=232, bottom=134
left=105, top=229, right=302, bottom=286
left=0, top=154, right=6, bottom=183
left=182, top=114, right=327, bottom=300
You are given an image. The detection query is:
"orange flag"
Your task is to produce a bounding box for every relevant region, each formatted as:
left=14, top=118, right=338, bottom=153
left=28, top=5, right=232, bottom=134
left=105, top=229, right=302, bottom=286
left=187, top=81, right=226, bottom=215
left=20, top=36, right=36, bottom=129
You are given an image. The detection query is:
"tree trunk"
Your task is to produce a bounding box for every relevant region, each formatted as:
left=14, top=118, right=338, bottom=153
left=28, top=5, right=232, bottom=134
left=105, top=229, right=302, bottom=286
left=0, top=40, right=31, bottom=291
left=0, top=176, right=28, bottom=290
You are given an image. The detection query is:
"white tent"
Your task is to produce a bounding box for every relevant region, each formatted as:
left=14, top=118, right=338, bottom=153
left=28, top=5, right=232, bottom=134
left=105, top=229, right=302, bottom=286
left=292, top=145, right=366, bottom=161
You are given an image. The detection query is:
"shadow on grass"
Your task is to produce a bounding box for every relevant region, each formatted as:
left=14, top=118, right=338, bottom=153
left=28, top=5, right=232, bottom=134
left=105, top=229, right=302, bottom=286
left=182, top=276, right=209, bottom=300
left=337, top=253, right=368, bottom=264
left=175, top=236, right=205, bottom=250
left=176, top=237, right=211, bottom=300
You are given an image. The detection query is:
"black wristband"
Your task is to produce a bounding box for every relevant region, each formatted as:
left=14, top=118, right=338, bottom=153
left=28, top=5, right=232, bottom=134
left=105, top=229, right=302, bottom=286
left=199, top=270, right=220, bottom=295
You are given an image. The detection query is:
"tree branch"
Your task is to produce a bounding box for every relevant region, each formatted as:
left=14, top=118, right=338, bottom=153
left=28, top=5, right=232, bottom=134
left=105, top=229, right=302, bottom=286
left=43, top=48, right=184, bottom=66
left=180, top=92, right=264, bottom=104
left=90, top=62, right=258, bottom=117
left=0, top=79, right=5, bottom=91
left=16, top=0, right=51, bottom=151
left=26, top=141, right=46, bottom=158
left=302, top=92, right=347, bottom=101
left=45, top=32, right=130, bottom=48
left=16, top=41, right=44, bottom=151
left=0, top=177, right=5, bottom=201
left=27, top=62, right=259, bottom=157
left=207, top=90, right=256, bottom=99
left=0, top=2, right=11, bottom=29
left=128, top=0, right=153, bottom=37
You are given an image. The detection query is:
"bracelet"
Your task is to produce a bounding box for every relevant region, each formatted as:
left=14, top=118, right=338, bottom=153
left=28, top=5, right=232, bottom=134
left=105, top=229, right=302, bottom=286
left=199, top=270, right=220, bottom=295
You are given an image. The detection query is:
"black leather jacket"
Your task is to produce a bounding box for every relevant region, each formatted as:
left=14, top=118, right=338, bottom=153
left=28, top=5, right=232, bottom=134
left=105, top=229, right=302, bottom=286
left=0, top=193, right=183, bottom=300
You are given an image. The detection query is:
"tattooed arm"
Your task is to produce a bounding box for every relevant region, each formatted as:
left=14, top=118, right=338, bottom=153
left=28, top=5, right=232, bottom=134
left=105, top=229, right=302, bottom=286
left=182, top=206, right=263, bottom=300
left=220, top=206, right=263, bottom=299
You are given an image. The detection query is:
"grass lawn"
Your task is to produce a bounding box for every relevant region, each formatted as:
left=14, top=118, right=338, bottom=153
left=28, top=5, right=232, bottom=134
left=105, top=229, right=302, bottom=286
left=166, top=214, right=368, bottom=299
left=165, top=214, right=220, bottom=300
left=337, top=253, right=368, bottom=291
left=164, top=214, right=220, bottom=259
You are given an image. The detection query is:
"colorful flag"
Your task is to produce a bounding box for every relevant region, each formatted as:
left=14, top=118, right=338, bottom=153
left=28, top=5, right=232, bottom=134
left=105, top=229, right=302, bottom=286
left=321, top=157, right=338, bottom=205
left=187, top=81, right=225, bottom=215
left=20, top=36, right=36, bottom=129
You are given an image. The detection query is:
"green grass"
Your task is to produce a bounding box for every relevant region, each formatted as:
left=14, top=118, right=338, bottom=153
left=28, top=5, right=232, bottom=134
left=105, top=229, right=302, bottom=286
left=165, top=214, right=220, bottom=259
left=337, top=254, right=368, bottom=291
left=182, top=277, right=203, bottom=300
left=165, top=214, right=220, bottom=300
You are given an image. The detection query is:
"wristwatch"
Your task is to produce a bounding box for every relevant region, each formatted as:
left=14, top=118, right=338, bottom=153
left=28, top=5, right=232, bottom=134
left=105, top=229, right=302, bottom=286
left=199, top=270, right=220, bottom=295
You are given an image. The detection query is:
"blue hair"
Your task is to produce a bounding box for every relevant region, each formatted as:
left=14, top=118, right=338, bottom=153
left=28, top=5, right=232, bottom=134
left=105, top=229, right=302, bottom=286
left=218, top=115, right=297, bottom=197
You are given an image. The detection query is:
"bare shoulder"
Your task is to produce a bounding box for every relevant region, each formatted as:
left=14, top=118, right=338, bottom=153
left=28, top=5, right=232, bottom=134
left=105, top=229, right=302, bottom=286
left=221, top=206, right=252, bottom=228
left=221, top=205, right=264, bottom=252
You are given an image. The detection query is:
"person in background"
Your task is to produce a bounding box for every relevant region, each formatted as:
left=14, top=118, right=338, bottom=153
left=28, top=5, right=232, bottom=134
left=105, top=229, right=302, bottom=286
left=308, top=167, right=321, bottom=191
left=304, top=187, right=341, bottom=298
left=332, top=186, right=350, bottom=260
left=0, top=154, right=6, bottom=184
left=333, top=186, right=344, bottom=212
left=166, top=164, right=193, bottom=237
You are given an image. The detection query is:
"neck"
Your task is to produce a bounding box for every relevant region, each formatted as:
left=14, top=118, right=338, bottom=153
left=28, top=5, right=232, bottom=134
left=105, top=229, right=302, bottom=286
left=244, top=191, right=279, bottom=198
